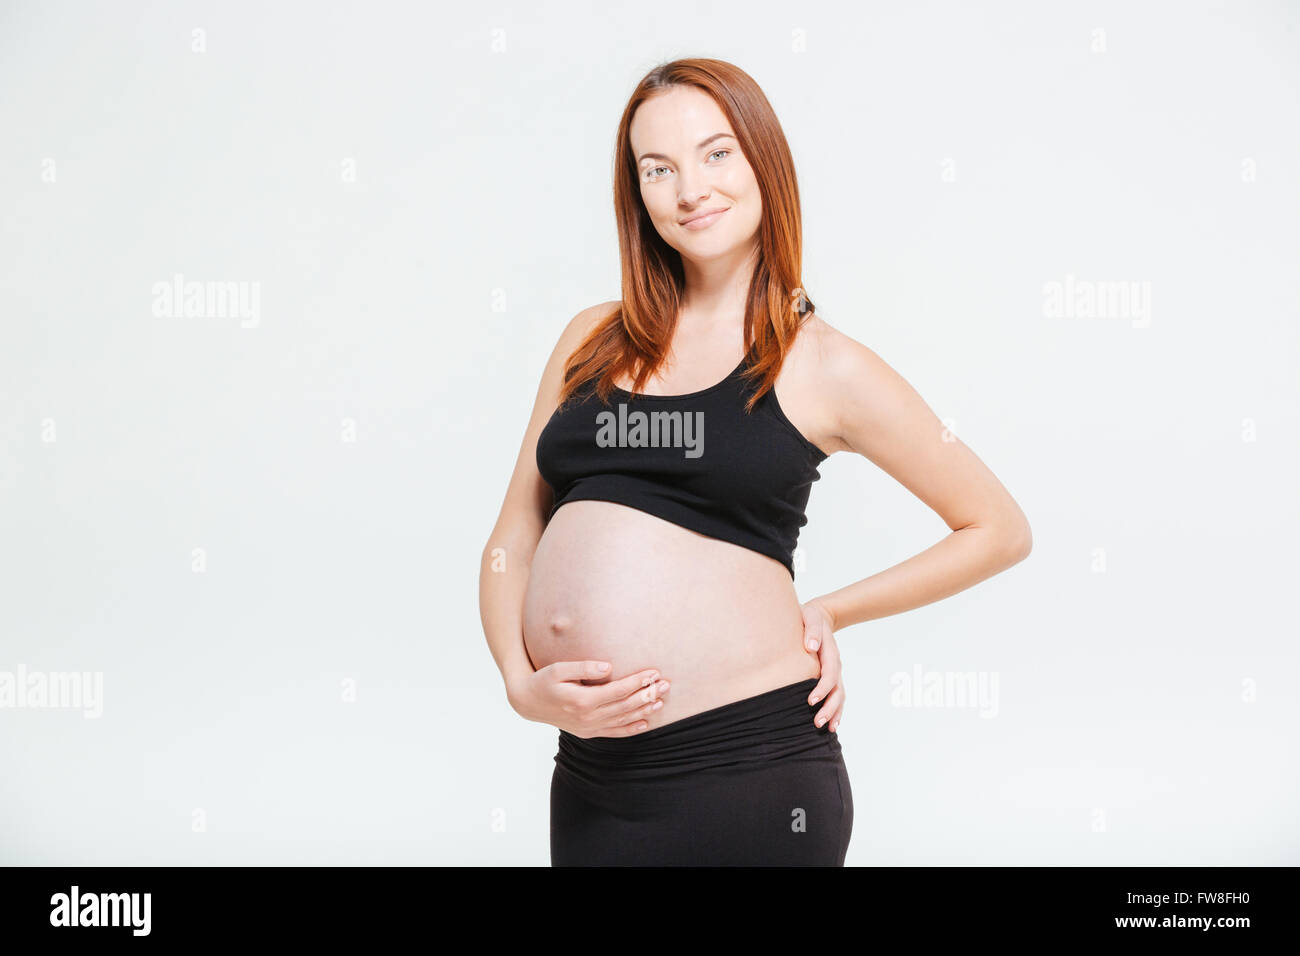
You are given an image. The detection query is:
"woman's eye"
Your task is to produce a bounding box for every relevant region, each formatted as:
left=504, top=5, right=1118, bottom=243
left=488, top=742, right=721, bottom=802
left=644, top=150, right=727, bottom=181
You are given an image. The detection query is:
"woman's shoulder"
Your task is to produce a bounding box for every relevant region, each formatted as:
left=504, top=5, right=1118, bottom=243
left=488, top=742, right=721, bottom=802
left=565, top=299, right=621, bottom=343
left=787, top=309, right=875, bottom=383
left=777, top=310, right=909, bottom=453
left=586, top=299, right=622, bottom=325
left=549, top=299, right=621, bottom=354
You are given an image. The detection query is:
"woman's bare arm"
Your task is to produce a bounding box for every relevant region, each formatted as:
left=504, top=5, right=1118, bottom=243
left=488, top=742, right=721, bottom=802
left=478, top=302, right=608, bottom=694
left=478, top=300, right=672, bottom=735
left=806, top=329, right=1033, bottom=632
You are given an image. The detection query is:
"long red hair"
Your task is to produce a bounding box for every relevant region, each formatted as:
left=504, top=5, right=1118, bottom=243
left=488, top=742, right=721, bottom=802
left=557, top=57, right=816, bottom=414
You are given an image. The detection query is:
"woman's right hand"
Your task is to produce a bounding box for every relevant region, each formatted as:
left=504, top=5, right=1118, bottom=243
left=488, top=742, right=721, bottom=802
left=507, top=661, right=671, bottom=738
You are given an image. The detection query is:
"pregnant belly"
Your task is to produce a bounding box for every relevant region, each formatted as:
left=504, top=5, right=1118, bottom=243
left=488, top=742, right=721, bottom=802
left=522, top=500, right=820, bottom=730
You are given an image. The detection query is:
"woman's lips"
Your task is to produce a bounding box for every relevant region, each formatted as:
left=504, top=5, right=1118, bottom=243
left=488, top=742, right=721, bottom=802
left=679, top=207, right=729, bottom=230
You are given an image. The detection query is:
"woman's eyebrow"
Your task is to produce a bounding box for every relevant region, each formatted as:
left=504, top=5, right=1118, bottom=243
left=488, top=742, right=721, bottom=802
left=638, top=132, right=736, bottom=164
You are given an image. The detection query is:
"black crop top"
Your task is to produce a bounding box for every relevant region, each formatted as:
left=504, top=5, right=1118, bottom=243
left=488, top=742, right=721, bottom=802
left=535, top=349, right=828, bottom=579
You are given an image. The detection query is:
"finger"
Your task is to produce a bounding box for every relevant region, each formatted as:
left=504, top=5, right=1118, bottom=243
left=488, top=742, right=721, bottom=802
left=807, top=670, right=835, bottom=707
left=598, top=694, right=666, bottom=733
left=807, top=648, right=839, bottom=705
left=590, top=714, right=654, bottom=738
left=577, top=693, right=667, bottom=738
left=814, top=686, right=845, bottom=729
left=545, top=660, right=614, bottom=683
left=595, top=671, right=665, bottom=707
left=568, top=674, right=667, bottom=730
left=829, top=699, right=844, bottom=732
left=805, top=604, right=833, bottom=652
left=581, top=668, right=662, bottom=707
left=593, top=679, right=670, bottom=721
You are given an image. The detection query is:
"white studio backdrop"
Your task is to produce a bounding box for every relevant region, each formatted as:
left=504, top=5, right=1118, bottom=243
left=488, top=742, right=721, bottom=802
left=1, top=0, right=1297, bottom=865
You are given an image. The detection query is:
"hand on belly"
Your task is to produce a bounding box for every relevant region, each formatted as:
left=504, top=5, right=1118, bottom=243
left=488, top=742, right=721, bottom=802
left=521, top=501, right=820, bottom=729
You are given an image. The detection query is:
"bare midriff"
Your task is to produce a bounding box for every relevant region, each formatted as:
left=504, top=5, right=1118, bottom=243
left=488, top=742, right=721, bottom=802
left=522, top=499, right=820, bottom=731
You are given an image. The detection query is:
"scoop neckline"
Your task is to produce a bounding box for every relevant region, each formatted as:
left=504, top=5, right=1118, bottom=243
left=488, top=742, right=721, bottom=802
left=609, top=353, right=749, bottom=401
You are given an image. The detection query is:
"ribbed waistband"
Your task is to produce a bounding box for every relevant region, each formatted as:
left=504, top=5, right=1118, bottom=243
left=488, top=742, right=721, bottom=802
left=555, top=678, right=837, bottom=780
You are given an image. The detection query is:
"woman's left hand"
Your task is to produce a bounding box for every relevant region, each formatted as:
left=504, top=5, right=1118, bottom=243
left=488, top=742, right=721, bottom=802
left=800, top=599, right=845, bottom=732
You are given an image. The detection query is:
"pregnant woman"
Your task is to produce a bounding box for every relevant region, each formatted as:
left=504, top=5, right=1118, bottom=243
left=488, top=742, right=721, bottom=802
left=479, top=58, right=1032, bottom=866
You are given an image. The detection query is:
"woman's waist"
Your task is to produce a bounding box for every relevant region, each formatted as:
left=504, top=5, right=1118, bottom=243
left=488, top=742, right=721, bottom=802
left=525, top=637, right=817, bottom=751
left=555, top=676, right=840, bottom=779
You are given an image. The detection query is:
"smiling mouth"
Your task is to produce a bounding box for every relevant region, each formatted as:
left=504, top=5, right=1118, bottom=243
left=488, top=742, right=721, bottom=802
left=679, top=207, right=729, bottom=229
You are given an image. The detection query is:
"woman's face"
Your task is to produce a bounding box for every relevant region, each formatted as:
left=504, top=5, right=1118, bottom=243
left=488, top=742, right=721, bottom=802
left=629, top=85, right=762, bottom=263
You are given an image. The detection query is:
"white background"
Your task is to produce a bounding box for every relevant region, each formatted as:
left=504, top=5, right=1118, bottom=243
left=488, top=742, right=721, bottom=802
left=1, top=0, right=1297, bottom=865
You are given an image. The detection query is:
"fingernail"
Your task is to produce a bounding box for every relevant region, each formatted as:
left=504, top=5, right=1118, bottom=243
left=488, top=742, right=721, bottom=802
left=809, top=695, right=819, bottom=705
left=809, top=639, right=820, bottom=651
